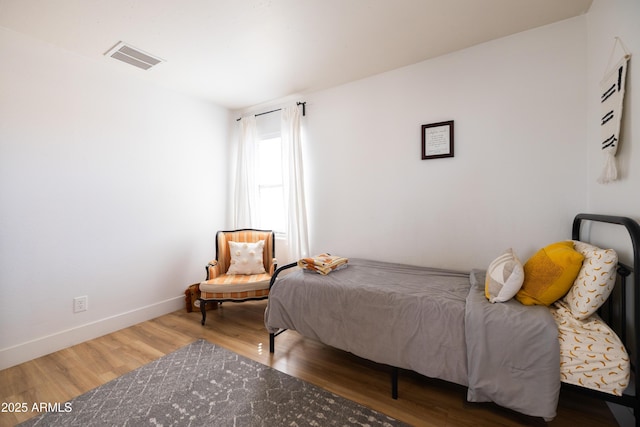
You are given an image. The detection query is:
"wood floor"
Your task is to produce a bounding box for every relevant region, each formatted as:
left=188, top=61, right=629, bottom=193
left=0, top=300, right=622, bottom=427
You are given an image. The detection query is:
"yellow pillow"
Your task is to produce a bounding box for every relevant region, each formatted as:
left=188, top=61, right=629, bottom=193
left=515, top=241, right=584, bottom=306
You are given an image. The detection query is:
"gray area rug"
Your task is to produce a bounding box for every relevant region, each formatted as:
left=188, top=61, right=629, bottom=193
left=20, top=339, right=408, bottom=426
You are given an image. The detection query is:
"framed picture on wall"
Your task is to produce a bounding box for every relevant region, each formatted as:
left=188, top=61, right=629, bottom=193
left=422, top=120, right=454, bottom=160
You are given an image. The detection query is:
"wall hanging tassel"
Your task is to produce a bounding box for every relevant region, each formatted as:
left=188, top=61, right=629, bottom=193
left=598, top=37, right=631, bottom=184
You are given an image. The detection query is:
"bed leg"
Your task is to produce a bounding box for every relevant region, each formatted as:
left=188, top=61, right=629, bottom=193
left=391, top=367, right=398, bottom=399
left=269, top=333, right=275, bottom=353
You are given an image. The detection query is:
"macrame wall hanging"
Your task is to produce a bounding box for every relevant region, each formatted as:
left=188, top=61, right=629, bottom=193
left=598, top=37, right=631, bottom=184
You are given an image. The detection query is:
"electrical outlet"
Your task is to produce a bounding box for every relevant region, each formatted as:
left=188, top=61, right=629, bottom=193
left=73, top=296, right=88, bottom=313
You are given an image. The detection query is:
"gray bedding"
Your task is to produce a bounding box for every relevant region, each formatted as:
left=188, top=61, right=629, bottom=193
left=466, top=270, right=560, bottom=420
left=265, top=259, right=560, bottom=420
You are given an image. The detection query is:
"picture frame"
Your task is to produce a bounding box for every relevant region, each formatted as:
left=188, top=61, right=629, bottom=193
left=421, top=120, right=454, bottom=160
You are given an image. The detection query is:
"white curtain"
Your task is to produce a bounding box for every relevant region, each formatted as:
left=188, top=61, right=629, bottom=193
left=281, top=105, right=310, bottom=260
left=233, top=115, right=258, bottom=229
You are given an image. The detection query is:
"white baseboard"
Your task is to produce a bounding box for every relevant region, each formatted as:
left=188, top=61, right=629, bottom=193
left=0, top=296, right=184, bottom=370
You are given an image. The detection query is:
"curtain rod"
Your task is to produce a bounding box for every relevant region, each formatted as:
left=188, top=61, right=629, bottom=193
left=236, top=101, right=306, bottom=121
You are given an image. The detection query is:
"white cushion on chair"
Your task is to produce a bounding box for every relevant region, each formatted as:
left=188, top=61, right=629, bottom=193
left=227, top=240, right=266, bottom=275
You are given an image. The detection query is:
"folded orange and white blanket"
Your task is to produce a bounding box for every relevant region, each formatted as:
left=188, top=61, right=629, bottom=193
left=298, top=253, right=348, bottom=275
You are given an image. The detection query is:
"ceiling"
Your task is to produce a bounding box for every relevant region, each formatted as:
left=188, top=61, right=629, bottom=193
left=0, top=0, right=593, bottom=110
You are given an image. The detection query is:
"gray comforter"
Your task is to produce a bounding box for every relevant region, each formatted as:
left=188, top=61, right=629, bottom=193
left=465, top=269, right=560, bottom=420
left=265, top=259, right=560, bottom=420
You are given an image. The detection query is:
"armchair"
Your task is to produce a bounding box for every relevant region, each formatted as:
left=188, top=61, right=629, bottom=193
left=198, top=229, right=276, bottom=325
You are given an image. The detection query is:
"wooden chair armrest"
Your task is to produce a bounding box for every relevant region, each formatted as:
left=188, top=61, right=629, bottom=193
left=205, top=260, right=221, bottom=280
left=269, top=258, right=278, bottom=275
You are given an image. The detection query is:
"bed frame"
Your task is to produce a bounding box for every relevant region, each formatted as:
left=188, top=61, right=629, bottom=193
left=567, top=213, right=640, bottom=424
left=268, top=213, right=640, bottom=423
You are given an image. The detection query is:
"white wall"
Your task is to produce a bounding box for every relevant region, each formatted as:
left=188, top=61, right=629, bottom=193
left=301, top=17, right=587, bottom=270
left=0, top=27, right=229, bottom=369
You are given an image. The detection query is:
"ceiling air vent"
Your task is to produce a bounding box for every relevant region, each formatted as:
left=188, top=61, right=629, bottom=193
left=104, top=42, right=163, bottom=70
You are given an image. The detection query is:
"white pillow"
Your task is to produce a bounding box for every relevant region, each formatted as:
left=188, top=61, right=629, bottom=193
left=485, top=248, right=525, bottom=303
left=562, top=241, right=617, bottom=320
left=227, top=240, right=266, bottom=275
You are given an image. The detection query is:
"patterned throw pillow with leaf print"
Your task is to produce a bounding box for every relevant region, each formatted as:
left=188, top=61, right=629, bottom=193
left=562, top=241, right=618, bottom=320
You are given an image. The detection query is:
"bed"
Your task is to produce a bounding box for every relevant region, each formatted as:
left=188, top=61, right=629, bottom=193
left=264, top=213, right=640, bottom=422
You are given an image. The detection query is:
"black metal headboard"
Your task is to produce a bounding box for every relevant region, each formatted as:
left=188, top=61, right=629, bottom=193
left=571, top=213, right=640, bottom=413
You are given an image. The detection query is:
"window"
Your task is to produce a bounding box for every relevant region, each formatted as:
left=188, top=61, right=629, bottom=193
left=257, top=136, right=285, bottom=233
